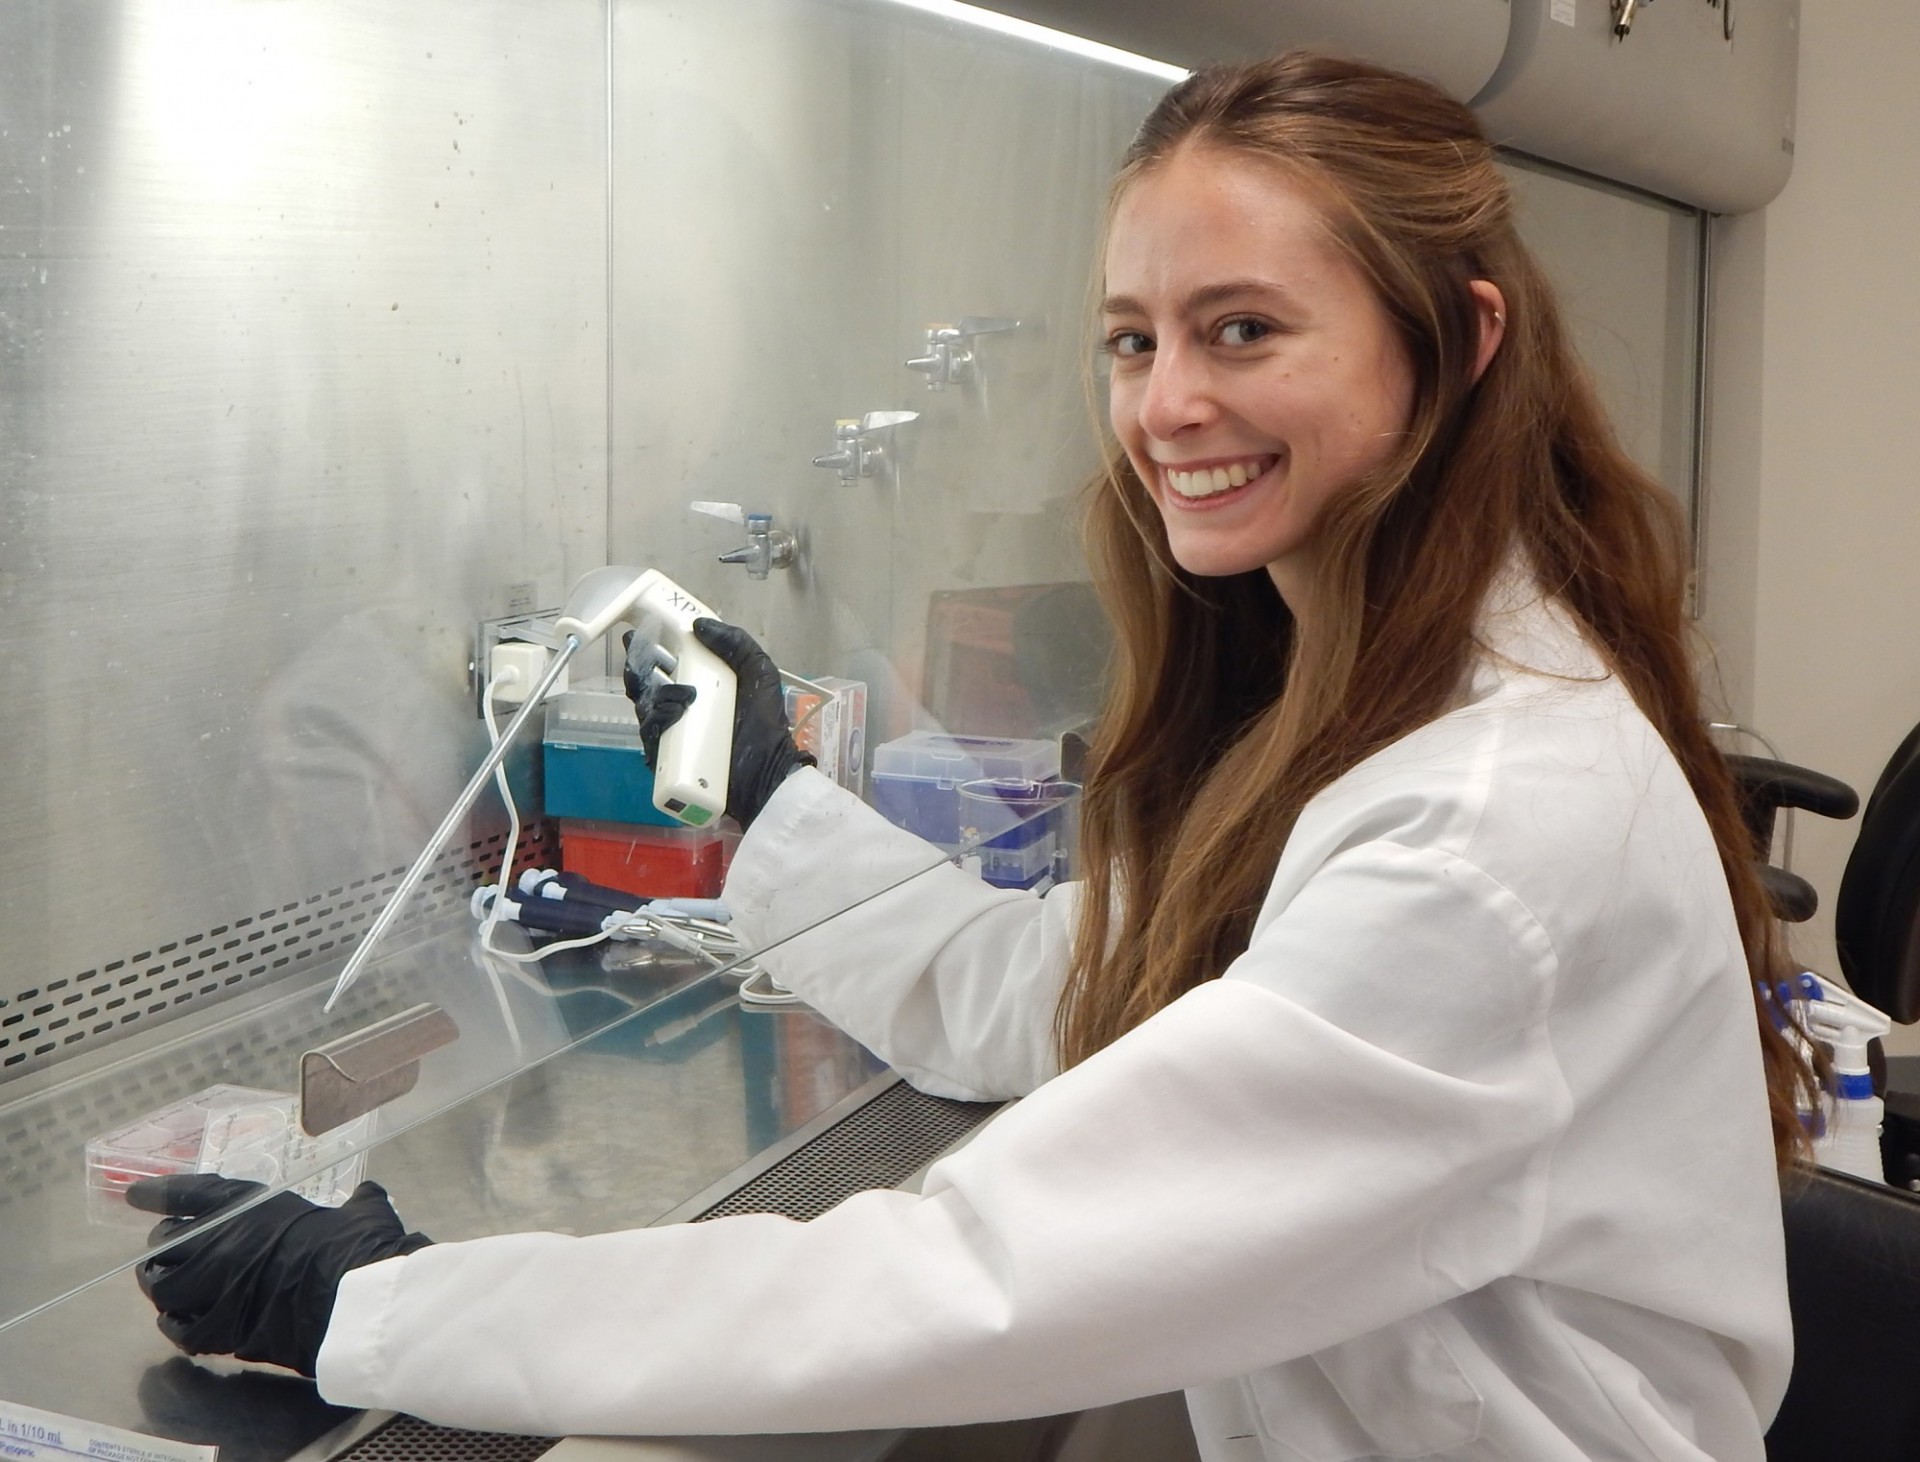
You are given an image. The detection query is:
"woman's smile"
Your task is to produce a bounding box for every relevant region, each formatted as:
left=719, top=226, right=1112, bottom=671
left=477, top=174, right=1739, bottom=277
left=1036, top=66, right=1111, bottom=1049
left=1159, top=452, right=1284, bottom=503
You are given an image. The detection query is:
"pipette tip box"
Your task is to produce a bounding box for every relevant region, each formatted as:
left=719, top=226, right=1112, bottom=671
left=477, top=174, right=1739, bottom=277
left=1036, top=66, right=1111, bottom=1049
left=559, top=818, right=734, bottom=900
left=543, top=683, right=680, bottom=827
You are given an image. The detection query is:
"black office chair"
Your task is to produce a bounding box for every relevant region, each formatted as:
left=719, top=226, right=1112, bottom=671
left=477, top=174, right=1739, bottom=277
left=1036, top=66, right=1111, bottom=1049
left=1833, top=720, right=1920, bottom=1022
left=1749, top=721, right=1920, bottom=1459
left=1729, top=724, right=1920, bottom=1168
left=1765, top=1167, right=1920, bottom=1461
left=1825, top=720, right=1920, bottom=1190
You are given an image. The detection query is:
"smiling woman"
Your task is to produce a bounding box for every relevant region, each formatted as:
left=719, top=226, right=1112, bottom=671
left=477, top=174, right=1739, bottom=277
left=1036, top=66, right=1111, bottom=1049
left=130, top=49, right=1812, bottom=1462
left=1061, top=55, right=1804, bottom=1127
left=1099, top=149, right=1423, bottom=597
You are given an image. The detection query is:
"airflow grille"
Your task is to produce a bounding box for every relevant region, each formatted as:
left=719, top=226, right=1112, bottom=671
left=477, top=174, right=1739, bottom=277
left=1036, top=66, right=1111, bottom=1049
left=693, top=1079, right=1000, bottom=1223
left=331, top=1416, right=554, bottom=1462
left=0, top=825, right=556, bottom=1082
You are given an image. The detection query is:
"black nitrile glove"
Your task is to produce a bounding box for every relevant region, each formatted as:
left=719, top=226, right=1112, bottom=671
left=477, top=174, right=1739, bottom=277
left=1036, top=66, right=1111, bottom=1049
left=622, top=628, right=699, bottom=771
left=128, top=1174, right=431, bottom=1378
left=691, top=618, right=817, bottom=830
left=620, top=617, right=812, bottom=830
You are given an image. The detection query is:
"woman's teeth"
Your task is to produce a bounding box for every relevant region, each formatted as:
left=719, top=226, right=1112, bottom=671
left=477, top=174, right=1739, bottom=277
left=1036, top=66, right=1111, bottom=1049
left=1165, top=458, right=1269, bottom=499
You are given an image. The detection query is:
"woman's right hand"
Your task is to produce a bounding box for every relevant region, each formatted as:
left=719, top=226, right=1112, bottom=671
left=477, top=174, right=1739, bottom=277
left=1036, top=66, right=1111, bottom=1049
left=623, top=618, right=812, bottom=830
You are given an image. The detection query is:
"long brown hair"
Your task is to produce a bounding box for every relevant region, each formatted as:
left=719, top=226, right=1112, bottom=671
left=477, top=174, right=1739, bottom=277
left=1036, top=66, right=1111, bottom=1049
left=1058, top=52, right=1817, bottom=1168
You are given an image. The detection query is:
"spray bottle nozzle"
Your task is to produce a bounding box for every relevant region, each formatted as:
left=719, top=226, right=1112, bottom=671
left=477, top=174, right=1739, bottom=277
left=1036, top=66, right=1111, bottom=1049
left=1791, top=972, right=1891, bottom=1091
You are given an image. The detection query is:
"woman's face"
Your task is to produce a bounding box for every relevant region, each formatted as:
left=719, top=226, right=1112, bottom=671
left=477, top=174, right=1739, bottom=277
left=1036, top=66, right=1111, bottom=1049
left=1101, top=145, right=1416, bottom=606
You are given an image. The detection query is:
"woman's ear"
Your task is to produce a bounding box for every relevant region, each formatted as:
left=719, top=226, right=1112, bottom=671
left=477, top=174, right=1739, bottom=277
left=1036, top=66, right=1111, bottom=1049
left=1468, top=279, right=1506, bottom=383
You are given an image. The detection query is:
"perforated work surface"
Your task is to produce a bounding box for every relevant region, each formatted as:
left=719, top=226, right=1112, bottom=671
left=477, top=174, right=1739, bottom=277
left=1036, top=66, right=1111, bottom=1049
left=330, top=1417, right=554, bottom=1462
left=692, top=1079, right=1000, bottom=1223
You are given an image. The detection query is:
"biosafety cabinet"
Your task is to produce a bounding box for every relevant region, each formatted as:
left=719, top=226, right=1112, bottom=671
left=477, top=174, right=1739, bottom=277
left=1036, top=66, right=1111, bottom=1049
left=0, top=0, right=1771, bottom=1456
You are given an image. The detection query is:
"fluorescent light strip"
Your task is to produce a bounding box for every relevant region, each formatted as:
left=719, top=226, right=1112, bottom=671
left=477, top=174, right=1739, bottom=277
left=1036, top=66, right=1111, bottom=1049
left=879, top=0, right=1190, bottom=82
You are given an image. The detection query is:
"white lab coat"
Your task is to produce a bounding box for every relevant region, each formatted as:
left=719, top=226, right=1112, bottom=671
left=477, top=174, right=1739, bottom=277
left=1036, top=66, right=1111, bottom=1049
left=319, top=583, right=1791, bottom=1461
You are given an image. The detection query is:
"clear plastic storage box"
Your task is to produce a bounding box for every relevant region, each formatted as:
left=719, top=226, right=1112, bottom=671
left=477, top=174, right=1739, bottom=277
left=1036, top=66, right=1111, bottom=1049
left=870, top=732, right=1060, bottom=843
left=955, top=777, right=1078, bottom=889
left=870, top=732, right=1068, bottom=888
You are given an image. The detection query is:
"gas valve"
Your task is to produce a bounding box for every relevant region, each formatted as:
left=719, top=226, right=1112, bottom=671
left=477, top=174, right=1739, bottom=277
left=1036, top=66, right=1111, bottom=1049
left=904, top=316, right=1020, bottom=391
left=811, top=410, right=919, bottom=483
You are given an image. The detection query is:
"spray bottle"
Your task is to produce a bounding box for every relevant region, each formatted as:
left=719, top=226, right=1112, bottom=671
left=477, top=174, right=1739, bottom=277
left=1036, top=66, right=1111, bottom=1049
left=1784, top=971, right=1892, bottom=1182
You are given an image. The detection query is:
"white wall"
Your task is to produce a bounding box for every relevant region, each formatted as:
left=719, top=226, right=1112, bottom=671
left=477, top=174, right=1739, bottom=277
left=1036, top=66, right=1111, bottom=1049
left=1701, top=3, right=1920, bottom=1052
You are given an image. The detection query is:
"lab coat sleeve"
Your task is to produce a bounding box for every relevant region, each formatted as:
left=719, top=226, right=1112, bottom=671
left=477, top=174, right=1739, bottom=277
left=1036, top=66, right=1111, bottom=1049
left=317, top=839, right=1571, bottom=1437
left=720, top=767, right=1075, bottom=1099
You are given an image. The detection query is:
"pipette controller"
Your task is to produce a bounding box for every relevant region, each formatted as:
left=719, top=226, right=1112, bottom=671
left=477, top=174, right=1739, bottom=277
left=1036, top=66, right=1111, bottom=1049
left=555, top=568, right=736, bottom=827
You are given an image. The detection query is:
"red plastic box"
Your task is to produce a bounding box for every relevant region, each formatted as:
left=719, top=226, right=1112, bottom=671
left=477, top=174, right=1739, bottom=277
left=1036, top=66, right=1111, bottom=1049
left=559, top=818, right=732, bottom=900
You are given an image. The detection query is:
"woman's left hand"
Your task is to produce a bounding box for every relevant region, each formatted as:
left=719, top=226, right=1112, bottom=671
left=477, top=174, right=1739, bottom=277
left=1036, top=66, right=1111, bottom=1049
left=128, top=1174, right=431, bottom=1377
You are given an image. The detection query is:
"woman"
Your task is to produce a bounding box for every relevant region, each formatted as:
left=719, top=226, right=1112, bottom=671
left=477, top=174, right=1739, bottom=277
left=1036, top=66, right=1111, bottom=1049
left=133, top=53, right=1813, bottom=1460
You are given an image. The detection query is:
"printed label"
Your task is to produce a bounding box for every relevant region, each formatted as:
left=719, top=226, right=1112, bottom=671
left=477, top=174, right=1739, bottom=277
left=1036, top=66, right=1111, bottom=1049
left=0, top=1403, right=216, bottom=1462
left=1551, top=0, right=1576, bottom=23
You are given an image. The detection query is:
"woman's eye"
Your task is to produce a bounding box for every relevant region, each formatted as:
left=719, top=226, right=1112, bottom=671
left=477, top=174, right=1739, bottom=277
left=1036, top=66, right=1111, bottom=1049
left=1218, top=318, right=1273, bottom=347
left=1104, top=330, right=1152, bottom=360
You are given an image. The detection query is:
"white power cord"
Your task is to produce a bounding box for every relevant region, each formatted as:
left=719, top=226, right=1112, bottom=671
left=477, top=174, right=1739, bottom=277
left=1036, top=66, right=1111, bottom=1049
left=479, top=662, right=532, bottom=958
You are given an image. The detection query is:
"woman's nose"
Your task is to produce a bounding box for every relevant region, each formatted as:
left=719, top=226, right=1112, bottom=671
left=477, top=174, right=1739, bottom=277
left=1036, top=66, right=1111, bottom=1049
left=1133, top=343, right=1218, bottom=441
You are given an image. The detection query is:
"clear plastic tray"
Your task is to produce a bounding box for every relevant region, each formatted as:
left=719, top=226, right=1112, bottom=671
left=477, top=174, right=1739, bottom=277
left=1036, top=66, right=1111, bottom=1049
left=196, top=1090, right=371, bottom=1206
left=85, top=1084, right=370, bottom=1223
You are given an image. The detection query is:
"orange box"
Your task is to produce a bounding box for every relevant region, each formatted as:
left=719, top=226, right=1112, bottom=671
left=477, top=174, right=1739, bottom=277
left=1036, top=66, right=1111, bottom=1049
left=559, top=818, right=732, bottom=901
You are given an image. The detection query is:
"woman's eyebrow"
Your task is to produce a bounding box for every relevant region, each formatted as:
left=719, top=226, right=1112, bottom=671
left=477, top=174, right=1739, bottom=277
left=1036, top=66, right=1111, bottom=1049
left=1100, top=278, right=1300, bottom=318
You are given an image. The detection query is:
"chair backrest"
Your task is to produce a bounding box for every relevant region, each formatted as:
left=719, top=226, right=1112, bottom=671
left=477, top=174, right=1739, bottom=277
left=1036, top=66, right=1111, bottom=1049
left=1766, top=1167, right=1920, bottom=1459
left=1837, top=720, right=1920, bottom=1023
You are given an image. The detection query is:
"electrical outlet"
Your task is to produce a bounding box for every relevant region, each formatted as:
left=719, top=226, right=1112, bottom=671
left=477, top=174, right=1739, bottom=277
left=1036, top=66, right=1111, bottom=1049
left=488, top=641, right=560, bottom=707
left=471, top=608, right=561, bottom=718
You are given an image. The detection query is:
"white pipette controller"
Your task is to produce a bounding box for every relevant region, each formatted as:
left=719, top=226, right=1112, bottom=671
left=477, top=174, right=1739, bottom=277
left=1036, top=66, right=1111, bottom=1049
left=553, top=568, right=736, bottom=827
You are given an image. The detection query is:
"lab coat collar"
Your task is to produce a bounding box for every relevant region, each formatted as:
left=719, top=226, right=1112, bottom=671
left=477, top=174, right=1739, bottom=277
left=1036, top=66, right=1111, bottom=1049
left=1465, top=557, right=1610, bottom=703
